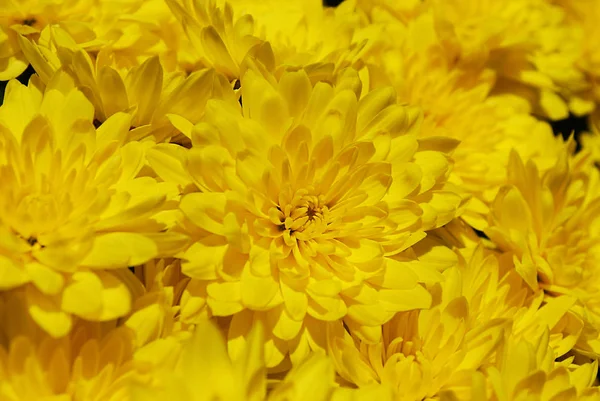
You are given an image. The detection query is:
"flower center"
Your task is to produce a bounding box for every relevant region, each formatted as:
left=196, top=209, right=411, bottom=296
left=4, top=192, right=61, bottom=247
left=269, top=187, right=330, bottom=244
left=22, top=18, right=37, bottom=26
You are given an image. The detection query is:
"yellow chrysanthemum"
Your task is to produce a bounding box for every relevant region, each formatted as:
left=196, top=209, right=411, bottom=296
left=164, top=66, right=463, bottom=367
left=0, top=325, right=136, bottom=401
left=1, top=0, right=192, bottom=81
left=0, top=0, right=97, bottom=80
left=164, top=0, right=264, bottom=80
left=356, top=10, right=565, bottom=229
left=550, top=0, right=600, bottom=129
left=89, top=0, right=195, bottom=72
left=473, top=329, right=600, bottom=400
left=220, top=0, right=363, bottom=69
left=0, top=70, right=187, bottom=337
left=327, top=266, right=508, bottom=400
left=361, top=0, right=587, bottom=120
left=131, top=318, right=393, bottom=401
left=0, top=280, right=191, bottom=401
left=17, top=26, right=237, bottom=144
left=327, top=223, right=591, bottom=401
left=427, top=0, right=587, bottom=120
left=461, top=246, right=585, bottom=360
left=165, top=0, right=365, bottom=81
left=485, top=147, right=600, bottom=355
left=125, top=258, right=192, bottom=347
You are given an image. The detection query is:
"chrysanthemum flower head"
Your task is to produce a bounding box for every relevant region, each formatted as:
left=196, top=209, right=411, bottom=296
left=125, top=258, right=192, bottom=347
left=0, top=70, right=187, bottom=337
left=473, top=328, right=600, bottom=400
left=131, top=317, right=394, bottom=401
left=552, top=0, right=600, bottom=130
left=17, top=26, right=238, bottom=144
left=356, top=9, right=565, bottom=230
left=89, top=0, right=194, bottom=72
left=0, top=324, right=137, bottom=400
left=460, top=243, right=584, bottom=359
left=169, top=65, right=463, bottom=366
left=327, top=248, right=512, bottom=400
left=485, top=146, right=600, bottom=355
left=0, top=285, right=191, bottom=401
left=429, top=0, right=588, bottom=121
left=164, top=0, right=265, bottom=80
left=166, top=0, right=365, bottom=82
left=1, top=0, right=169, bottom=82
left=327, top=231, right=592, bottom=400
left=0, top=0, right=98, bottom=80
left=222, top=0, right=363, bottom=69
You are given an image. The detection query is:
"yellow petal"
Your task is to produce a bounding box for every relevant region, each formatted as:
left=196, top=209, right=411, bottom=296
left=146, top=143, right=192, bottom=186
left=230, top=314, right=267, bottom=401
left=269, top=353, right=335, bottom=401
left=267, top=305, right=303, bottom=341
left=539, top=89, right=569, bottom=120
left=242, top=69, right=288, bottom=137
left=280, top=277, right=308, bottom=321
left=180, top=192, right=228, bottom=235
left=278, top=70, right=312, bottom=119
left=61, top=271, right=103, bottom=317
left=201, top=26, right=238, bottom=78
left=81, top=233, right=158, bottom=268
left=0, top=79, right=38, bottom=139
left=388, top=162, right=422, bottom=199
left=241, top=267, right=281, bottom=310
left=25, top=262, right=64, bottom=295
left=126, top=56, right=163, bottom=126
left=181, top=319, right=242, bottom=399
left=97, top=66, right=130, bottom=119
left=307, top=293, right=347, bottom=321
left=0, top=51, right=28, bottom=81
left=96, top=112, right=133, bottom=145
left=26, top=285, right=72, bottom=338
left=62, top=270, right=132, bottom=321
left=357, top=86, right=397, bottom=133
left=370, top=259, right=419, bottom=290
left=0, top=255, right=29, bottom=290
left=32, top=235, right=94, bottom=272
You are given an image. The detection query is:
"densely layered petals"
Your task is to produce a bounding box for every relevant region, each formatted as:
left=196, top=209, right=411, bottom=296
left=474, top=330, right=600, bottom=401
left=17, top=26, right=237, bottom=143
left=130, top=318, right=393, bottom=401
left=355, top=9, right=566, bottom=229
left=165, top=0, right=365, bottom=81
left=427, top=0, right=588, bottom=121
left=0, top=0, right=95, bottom=80
left=326, top=227, right=593, bottom=400
left=486, top=147, right=600, bottom=356
left=0, top=325, right=137, bottom=401
left=0, top=71, right=187, bottom=337
left=551, top=0, right=600, bottom=130
left=166, top=66, right=462, bottom=366
left=1, top=1, right=599, bottom=399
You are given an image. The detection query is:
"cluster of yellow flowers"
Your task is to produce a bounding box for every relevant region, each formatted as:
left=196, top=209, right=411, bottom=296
left=1, top=0, right=600, bottom=399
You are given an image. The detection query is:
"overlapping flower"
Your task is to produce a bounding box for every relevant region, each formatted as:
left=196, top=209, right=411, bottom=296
left=1, top=0, right=600, bottom=399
